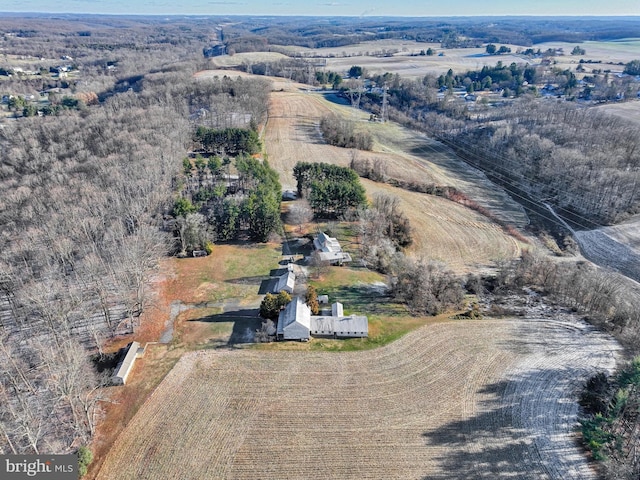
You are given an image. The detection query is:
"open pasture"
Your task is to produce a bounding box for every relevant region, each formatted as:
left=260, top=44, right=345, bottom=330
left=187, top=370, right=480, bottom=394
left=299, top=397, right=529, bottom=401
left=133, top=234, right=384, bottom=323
left=595, top=100, right=640, bottom=125
left=261, top=86, right=528, bottom=271
left=97, top=316, right=620, bottom=479
left=278, top=39, right=531, bottom=78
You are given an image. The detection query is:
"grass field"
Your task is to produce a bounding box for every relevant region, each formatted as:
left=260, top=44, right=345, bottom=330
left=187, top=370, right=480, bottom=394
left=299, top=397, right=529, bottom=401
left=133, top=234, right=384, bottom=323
left=263, top=85, right=528, bottom=272
left=203, top=38, right=640, bottom=81
left=594, top=100, right=640, bottom=125
left=96, top=315, right=620, bottom=479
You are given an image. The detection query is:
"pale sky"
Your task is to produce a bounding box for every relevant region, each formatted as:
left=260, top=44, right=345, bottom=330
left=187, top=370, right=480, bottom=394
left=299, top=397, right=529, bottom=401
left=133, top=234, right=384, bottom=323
left=2, top=0, right=640, bottom=17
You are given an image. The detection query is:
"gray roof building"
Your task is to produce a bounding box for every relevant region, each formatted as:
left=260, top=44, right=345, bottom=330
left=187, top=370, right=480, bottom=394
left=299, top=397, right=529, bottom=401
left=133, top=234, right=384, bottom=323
left=277, top=299, right=368, bottom=341
left=112, top=341, right=144, bottom=385
left=273, top=271, right=295, bottom=294
left=277, top=297, right=311, bottom=341
left=313, top=232, right=352, bottom=264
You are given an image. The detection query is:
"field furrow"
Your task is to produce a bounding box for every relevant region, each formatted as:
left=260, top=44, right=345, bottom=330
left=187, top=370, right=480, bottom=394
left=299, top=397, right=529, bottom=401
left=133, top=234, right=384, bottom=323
left=97, top=317, right=620, bottom=479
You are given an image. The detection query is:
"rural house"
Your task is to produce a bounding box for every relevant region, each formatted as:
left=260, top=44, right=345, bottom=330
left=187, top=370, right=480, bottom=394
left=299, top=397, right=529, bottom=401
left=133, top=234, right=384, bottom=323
left=277, top=297, right=368, bottom=341
left=273, top=270, right=295, bottom=294
left=313, top=232, right=352, bottom=265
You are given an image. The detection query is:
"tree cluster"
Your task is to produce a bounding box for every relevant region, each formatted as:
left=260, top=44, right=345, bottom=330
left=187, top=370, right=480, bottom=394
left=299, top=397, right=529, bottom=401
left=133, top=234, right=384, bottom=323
left=579, top=358, right=640, bottom=478
left=444, top=100, right=640, bottom=224
left=392, top=257, right=464, bottom=315
left=485, top=44, right=512, bottom=55
left=293, top=162, right=366, bottom=218
left=0, top=67, right=193, bottom=454
left=624, top=60, right=640, bottom=76
left=319, top=114, right=373, bottom=151
left=370, top=75, right=640, bottom=226
left=357, top=194, right=412, bottom=273
left=495, top=251, right=640, bottom=350
left=193, top=126, right=261, bottom=157
left=259, top=291, right=292, bottom=320
left=176, top=153, right=282, bottom=248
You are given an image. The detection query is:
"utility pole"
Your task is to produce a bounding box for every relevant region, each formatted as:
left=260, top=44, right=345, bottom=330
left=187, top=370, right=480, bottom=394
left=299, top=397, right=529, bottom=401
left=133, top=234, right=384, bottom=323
left=381, top=83, right=388, bottom=122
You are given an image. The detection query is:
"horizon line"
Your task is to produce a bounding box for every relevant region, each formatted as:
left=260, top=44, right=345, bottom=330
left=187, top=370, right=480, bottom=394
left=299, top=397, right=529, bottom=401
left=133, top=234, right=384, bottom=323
left=2, top=12, right=640, bottom=19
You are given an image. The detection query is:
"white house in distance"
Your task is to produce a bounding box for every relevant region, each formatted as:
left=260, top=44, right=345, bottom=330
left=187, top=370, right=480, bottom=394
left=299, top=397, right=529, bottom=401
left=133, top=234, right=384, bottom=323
left=313, top=232, right=352, bottom=265
left=277, top=297, right=368, bottom=341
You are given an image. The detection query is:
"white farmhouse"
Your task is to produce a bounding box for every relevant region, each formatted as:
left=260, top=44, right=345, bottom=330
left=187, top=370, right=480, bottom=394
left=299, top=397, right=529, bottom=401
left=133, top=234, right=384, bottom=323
left=313, top=232, right=352, bottom=265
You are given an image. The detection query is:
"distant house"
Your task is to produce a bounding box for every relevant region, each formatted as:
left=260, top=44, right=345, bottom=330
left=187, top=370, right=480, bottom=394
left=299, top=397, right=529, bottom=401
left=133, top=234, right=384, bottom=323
left=112, top=341, right=145, bottom=385
left=313, top=232, right=352, bottom=265
left=277, top=298, right=368, bottom=341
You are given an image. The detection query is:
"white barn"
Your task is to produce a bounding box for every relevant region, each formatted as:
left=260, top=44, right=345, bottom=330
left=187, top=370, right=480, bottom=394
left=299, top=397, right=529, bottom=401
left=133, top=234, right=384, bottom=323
left=277, top=297, right=311, bottom=341
left=277, top=299, right=368, bottom=341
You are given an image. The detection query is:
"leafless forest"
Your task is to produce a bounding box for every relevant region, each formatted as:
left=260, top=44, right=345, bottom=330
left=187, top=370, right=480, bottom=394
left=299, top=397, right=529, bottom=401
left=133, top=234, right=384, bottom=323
left=2, top=13, right=640, bottom=479
left=0, top=17, right=269, bottom=455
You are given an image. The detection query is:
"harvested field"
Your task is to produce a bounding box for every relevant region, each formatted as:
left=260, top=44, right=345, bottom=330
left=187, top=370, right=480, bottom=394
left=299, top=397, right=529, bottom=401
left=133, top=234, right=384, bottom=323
left=277, top=39, right=531, bottom=78
left=265, top=88, right=528, bottom=271
left=595, top=100, right=640, bottom=125
left=362, top=179, right=521, bottom=272
left=97, top=315, right=621, bottom=479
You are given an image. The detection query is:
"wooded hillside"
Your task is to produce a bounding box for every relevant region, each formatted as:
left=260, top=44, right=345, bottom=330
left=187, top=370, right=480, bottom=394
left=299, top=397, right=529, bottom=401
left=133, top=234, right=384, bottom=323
left=0, top=19, right=271, bottom=453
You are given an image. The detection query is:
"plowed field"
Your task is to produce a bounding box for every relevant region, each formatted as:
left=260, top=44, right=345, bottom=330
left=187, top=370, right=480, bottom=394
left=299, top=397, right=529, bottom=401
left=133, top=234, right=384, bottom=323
left=97, top=316, right=620, bottom=479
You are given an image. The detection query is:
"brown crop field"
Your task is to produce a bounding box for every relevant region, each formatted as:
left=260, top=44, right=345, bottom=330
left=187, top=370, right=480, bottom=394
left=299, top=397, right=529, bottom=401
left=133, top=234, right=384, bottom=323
left=261, top=85, right=528, bottom=271
left=594, top=100, right=640, bottom=125
left=96, top=316, right=620, bottom=479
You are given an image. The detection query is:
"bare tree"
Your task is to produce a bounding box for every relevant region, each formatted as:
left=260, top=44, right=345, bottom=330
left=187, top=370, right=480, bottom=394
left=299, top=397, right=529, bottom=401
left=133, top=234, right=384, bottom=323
left=287, top=199, right=313, bottom=232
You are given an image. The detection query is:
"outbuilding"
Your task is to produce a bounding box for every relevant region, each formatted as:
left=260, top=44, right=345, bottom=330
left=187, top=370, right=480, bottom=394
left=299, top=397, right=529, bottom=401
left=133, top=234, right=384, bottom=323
left=277, top=297, right=311, bottom=341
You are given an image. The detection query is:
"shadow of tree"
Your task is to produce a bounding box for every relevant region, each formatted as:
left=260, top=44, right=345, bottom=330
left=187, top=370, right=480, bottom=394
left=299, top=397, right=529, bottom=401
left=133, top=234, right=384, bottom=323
left=422, top=370, right=596, bottom=480
left=188, top=308, right=261, bottom=346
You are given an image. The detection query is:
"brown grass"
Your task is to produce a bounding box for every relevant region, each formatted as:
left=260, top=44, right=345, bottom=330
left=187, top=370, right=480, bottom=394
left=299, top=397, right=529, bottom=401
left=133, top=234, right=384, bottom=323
left=264, top=88, right=528, bottom=272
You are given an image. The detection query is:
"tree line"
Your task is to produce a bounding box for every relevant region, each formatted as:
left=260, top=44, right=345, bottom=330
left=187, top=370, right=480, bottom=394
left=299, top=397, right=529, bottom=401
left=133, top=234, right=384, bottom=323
left=358, top=72, right=640, bottom=226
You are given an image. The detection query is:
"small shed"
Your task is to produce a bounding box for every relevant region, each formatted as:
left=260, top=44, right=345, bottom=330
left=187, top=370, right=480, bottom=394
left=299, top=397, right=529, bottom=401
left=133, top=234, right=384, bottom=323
left=111, top=341, right=143, bottom=385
